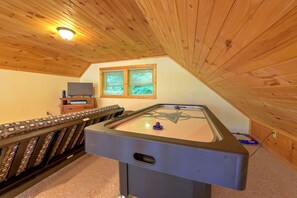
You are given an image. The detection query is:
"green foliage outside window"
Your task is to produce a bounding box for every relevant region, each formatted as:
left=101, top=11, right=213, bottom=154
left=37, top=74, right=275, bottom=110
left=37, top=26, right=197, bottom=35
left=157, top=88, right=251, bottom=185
left=104, top=71, right=124, bottom=95
left=129, top=69, right=153, bottom=95
left=101, top=65, right=156, bottom=98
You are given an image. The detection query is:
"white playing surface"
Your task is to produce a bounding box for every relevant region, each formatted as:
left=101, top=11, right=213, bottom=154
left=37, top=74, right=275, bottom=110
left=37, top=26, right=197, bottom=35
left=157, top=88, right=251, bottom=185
left=115, top=107, right=215, bottom=142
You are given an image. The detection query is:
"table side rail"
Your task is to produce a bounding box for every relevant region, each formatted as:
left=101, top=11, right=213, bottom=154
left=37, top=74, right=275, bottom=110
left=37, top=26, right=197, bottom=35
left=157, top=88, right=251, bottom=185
left=85, top=130, right=248, bottom=190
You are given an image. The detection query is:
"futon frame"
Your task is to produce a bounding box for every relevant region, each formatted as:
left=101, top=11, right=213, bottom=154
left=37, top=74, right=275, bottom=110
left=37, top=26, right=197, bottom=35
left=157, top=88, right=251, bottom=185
left=0, top=105, right=124, bottom=197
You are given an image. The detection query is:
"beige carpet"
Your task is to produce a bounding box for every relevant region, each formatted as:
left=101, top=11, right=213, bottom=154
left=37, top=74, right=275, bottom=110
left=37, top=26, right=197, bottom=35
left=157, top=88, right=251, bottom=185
left=16, top=145, right=297, bottom=198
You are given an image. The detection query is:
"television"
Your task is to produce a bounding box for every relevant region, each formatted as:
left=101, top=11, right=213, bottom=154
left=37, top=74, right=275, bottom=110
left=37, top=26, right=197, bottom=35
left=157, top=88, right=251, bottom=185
left=67, top=82, right=94, bottom=97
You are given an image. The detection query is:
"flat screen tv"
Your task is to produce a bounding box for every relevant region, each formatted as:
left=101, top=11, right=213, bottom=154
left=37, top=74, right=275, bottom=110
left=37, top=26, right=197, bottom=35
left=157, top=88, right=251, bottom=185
left=67, top=82, right=93, bottom=97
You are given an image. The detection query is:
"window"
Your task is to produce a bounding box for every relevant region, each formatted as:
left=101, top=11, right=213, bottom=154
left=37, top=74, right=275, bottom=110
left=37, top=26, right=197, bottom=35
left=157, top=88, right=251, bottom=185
left=129, top=68, right=154, bottom=96
left=100, top=64, right=156, bottom=99
left=103, top=71, right=124, bottom=95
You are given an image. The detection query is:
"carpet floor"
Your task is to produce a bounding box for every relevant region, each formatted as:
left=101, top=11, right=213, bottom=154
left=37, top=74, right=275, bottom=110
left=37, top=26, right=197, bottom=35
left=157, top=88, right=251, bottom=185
left=16, top=145, right=297, bottom=198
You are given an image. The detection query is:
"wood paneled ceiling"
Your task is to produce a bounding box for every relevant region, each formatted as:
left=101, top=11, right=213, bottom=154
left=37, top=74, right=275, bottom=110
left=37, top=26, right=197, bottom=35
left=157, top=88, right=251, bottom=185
left=0, top=0, right=165, bottom=77
left=0, top=0, right=297, bottom=137
left=135, top=0, right=297, bottom=137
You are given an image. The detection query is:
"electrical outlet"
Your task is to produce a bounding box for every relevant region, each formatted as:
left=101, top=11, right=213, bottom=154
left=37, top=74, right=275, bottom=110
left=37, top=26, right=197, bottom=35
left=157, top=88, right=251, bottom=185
left=272, top=131, right=277, bottom=138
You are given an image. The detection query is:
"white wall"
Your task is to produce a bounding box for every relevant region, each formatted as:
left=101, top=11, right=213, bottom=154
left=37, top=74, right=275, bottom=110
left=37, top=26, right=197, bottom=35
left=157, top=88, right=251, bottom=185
left=0, top=69, right=79, bottom=124
left=81, top=56, right=249, bottom=132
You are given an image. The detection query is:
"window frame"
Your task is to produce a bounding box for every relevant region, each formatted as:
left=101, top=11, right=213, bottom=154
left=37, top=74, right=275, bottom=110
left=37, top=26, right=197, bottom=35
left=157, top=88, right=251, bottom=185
left=100, top=64, right=157, bottom=99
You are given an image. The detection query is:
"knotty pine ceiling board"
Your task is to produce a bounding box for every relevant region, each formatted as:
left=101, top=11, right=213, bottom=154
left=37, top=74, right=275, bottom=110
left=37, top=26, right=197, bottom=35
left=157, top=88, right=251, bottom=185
left=0, top=0, right=165, bottom=76
left=1, top=0, right=297, bottom=136
left=136, top=0, right=297, bottom=137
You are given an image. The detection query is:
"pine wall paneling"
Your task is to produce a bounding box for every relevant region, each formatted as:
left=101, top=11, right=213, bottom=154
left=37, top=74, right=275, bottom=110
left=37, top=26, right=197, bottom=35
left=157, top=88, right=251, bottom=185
left=251, top=120, right=297, bottom=170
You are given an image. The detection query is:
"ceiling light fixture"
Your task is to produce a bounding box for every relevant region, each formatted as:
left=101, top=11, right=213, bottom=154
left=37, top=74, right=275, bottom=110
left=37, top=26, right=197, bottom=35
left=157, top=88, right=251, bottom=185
left=57, top=27, right=75, bottom=40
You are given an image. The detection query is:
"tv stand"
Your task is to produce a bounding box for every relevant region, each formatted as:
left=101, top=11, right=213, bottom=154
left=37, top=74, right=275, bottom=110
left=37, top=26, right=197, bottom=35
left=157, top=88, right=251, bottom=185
left=60, top=97, right=95, bottom=114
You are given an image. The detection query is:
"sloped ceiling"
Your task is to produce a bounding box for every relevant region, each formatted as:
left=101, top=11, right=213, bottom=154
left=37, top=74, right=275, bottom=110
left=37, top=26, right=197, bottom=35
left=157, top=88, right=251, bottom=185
left=0, top=0, right=296, bottom=136
left=0, top=0, right=165, bottom=76
left=135, top=0, right=297, bottom=137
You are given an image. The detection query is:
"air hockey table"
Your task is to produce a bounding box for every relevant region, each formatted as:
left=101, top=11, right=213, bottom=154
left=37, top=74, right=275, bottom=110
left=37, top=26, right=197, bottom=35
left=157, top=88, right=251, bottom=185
left=85, top=104, right=249, bottom=198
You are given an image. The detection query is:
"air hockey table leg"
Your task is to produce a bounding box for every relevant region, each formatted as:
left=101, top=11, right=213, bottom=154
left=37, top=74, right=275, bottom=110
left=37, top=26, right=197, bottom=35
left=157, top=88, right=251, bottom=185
left=119, top=162, right=211, bottom=198
left=194, top=181, right=211, bottom=198
left=119, top=162, right=128, bottom=197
